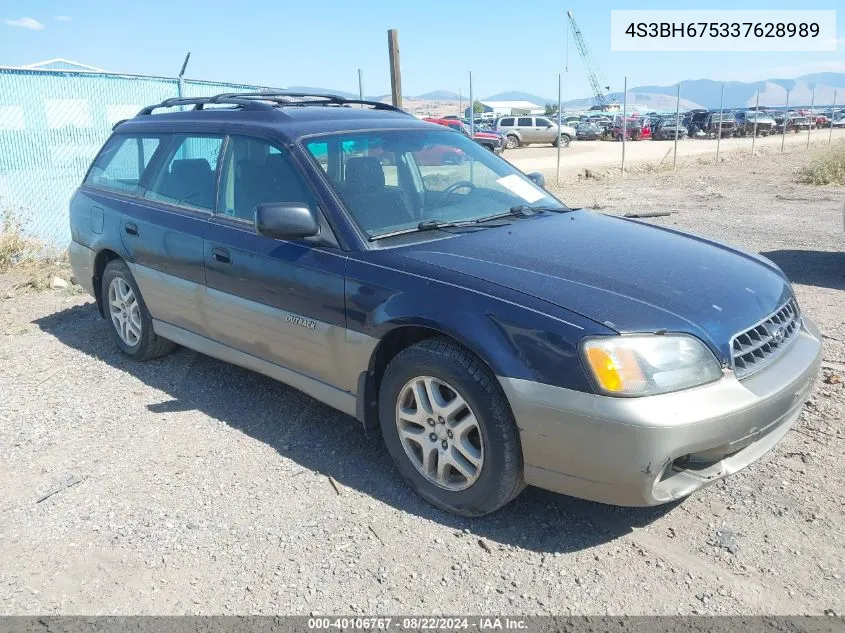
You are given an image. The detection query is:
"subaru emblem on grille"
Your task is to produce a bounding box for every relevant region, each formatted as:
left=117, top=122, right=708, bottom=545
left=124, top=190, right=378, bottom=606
left=772, top=326, right=786, bottom=344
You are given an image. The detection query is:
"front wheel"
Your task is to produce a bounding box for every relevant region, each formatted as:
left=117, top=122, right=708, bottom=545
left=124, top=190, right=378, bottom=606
left=378, top=338, right=525, bottom=516
left=102, top=259, right=175, bottom=361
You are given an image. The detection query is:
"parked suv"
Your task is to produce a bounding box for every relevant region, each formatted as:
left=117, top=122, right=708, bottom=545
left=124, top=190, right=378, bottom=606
left=69, top=91, right=821, bottom=516
left=735, top=111, right=776, bottom=137
left=496, top=116, right=577, bottom=149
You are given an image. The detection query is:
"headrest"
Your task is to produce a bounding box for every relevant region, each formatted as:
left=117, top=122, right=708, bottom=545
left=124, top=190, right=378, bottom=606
left=345, top=156, right=385, bottom=193
left=170, top=158, right=212, bottom=179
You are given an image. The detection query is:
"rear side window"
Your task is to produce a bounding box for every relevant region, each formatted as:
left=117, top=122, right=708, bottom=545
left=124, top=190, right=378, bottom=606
left=85, top=135, right=160, bottom=194
left=144, top=135, right=224, bottom=211
left=517, top=117, right=532, bottom=126
left=499, top=118, right=515, bottom=127
left=217, top=136, right=316, bottom=222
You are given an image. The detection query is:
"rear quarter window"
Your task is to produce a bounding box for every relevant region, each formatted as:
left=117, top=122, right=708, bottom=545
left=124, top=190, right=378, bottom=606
left=498, top=118, right=515, bottom=127
left=84, top=135, right=160, bottom=194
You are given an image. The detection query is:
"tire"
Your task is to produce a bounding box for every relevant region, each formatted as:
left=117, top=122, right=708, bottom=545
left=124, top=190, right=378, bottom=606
left=378, top=337, right=525, bottom=517
left=505, top=135, right=519, bottom=149
left=555, top=134, right=571, bottom=148
left=101, top=259, right=175, bottom=361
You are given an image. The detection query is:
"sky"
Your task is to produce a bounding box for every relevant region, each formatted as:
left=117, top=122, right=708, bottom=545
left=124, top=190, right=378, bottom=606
left=1, top=0, right=842, bottom=102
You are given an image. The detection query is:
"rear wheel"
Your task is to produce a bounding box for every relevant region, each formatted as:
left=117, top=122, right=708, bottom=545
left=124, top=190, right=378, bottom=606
left=102, top=259, right=175, bottom=361
left=505, top=135, right=520, bottom=149
left=378, top=338, right=525, bottom=516
left=554, top=134, right=571, bottom=148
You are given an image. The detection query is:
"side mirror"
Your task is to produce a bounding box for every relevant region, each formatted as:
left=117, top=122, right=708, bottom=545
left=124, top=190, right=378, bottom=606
left=527, top=172, right=545, bottom=188
left=256, top=203, right=319, bottom=240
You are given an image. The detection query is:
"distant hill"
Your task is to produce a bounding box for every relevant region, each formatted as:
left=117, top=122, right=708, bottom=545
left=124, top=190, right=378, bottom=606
left=417, top=90, right=462, bottom=100
left=285, top=72, right=844, bottom=110
left=600, top=73, right=844, bottom=109
left=563, top=92, right=704, bottom=111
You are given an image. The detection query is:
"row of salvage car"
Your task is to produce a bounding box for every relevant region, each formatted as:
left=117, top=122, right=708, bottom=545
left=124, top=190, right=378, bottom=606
left=569, top=107, right=845, bottom=142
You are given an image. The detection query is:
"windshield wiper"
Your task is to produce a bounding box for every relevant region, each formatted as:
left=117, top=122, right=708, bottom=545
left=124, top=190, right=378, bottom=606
left=469, top=204, right=569, bottom=225
left=369, top=218, right=508, bottom=241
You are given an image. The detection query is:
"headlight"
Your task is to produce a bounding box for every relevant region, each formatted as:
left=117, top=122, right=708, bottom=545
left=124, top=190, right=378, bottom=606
left=581, top=334, right=722, bottom=397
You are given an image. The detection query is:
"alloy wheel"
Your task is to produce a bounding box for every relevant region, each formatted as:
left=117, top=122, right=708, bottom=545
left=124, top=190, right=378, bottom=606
left=395, top=376, right=484, bottom=491
left=108, top=277, right=142, bottom=346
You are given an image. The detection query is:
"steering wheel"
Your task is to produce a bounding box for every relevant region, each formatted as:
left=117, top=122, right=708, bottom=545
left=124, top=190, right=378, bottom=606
left=439, top=180, right=476, bottom=201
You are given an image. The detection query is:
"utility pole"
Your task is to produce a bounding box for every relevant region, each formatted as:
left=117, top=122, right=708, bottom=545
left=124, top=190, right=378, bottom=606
left=358, top=69, right=364, bottom=104
left=387, top=29, right=402, bottom=109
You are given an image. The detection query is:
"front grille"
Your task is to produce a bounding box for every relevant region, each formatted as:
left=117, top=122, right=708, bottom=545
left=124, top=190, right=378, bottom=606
left=731, top=299, right=802, bottom=379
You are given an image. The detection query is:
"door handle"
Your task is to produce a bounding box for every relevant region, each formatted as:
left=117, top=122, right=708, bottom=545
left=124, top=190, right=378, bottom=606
left=211, top=247, right=231, bottom=264
left=124, top=222, right=139, bottom=236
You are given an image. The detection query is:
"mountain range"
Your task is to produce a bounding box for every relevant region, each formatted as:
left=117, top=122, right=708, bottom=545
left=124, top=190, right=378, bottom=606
left=290, top=72, right=844, bottom=111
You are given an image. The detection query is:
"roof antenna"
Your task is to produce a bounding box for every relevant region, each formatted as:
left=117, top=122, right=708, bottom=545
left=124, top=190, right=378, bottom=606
left=178, top=52, right=191, bottom=79
left=176, top=52, right=191, bottom=107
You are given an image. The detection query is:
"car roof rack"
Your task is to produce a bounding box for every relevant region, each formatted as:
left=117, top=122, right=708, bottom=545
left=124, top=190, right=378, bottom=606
left=137, top=91, right=409, bottom=116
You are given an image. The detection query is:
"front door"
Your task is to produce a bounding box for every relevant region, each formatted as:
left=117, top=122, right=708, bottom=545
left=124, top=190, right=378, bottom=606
left=203, top=135, right=350, bottom=390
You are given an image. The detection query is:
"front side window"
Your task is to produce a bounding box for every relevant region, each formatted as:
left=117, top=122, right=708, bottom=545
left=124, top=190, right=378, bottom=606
left=85, top=135, right=160, bottom=193
left=144, top=135, right=224, bottom=211
left=304, top=129, right=564, bottom=238
left=535, top=118, right=552, bottom=127
left=217, top=136, right=316, bottom=222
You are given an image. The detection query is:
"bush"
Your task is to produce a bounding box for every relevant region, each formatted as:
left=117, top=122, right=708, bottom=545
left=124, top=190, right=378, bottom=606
left=797, top=145, right=845, bottom=185
left=0, top=205, right=43, bottom=272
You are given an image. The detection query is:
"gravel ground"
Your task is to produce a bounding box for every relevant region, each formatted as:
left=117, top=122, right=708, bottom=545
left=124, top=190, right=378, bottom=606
left=1, top=145, right=843, bottom=616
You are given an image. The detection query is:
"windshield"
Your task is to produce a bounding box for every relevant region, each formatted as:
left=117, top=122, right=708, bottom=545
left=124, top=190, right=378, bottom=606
left=303, top=129, right=565, bottom=238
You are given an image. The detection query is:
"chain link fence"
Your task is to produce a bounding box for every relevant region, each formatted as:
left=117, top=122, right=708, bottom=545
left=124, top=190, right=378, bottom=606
left=0, top=67, right=278, bottom=247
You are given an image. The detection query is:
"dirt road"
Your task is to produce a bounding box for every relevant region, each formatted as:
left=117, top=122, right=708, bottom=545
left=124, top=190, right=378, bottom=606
left=1, top=145, right=843, bottom=616
left=507, top=127, right=845, bottom=176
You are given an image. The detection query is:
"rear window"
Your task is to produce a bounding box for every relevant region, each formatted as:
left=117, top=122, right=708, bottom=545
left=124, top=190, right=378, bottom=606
left=144, top=135, right=224, bottom=211
left=499, top=118, right=515, bottom=127
left=84, top=135, right=160, bottom=194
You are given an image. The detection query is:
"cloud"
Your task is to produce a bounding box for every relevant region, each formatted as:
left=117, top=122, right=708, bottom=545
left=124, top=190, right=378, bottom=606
left=5, top=17, right=45, bottom=30
left=54, top=15, right=71, bottom=21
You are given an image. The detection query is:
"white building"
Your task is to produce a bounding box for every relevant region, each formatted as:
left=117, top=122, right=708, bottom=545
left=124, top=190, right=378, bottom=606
left=465, top=100, right=545, bottom=118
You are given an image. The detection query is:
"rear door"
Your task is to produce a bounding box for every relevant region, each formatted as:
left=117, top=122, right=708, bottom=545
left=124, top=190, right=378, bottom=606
left=121, top=133, right=225, bottom=335
left=203, top=134, right=350, bottom=390
left=516, top=117, right=535, bottom=143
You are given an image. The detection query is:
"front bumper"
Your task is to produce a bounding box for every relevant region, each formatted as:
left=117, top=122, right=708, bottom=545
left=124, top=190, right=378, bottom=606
left=499, top=318, right=822, bottom=506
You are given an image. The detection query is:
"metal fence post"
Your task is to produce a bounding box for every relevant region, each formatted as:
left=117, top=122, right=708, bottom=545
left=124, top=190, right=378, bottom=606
left=556, top=72, right=562, bottom=185
left=807, top=89, right=814, bottom=149
left=751, top=89, right=760, bottom=156
left=829, top=90, right=837, bottom=145
left=469, top=70, right=474, bottom=140
left=715, top=83, right=724, bottom=163
left=673, top=83, right=680, bottom=171
left=781, top=89, right=789, bottom=152
left=621, top=76, right=627, bottom=180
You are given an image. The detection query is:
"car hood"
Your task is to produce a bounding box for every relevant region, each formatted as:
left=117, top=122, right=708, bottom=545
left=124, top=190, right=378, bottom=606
left=394, top=210, right=792, bottom=361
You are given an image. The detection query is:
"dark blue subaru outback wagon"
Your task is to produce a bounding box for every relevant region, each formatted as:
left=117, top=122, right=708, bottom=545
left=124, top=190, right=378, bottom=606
left=69, top=92, right=822, bottom=516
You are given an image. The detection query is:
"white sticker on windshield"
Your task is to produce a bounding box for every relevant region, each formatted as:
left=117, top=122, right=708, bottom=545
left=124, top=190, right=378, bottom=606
left=496, top=174, right=545, bottom=203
